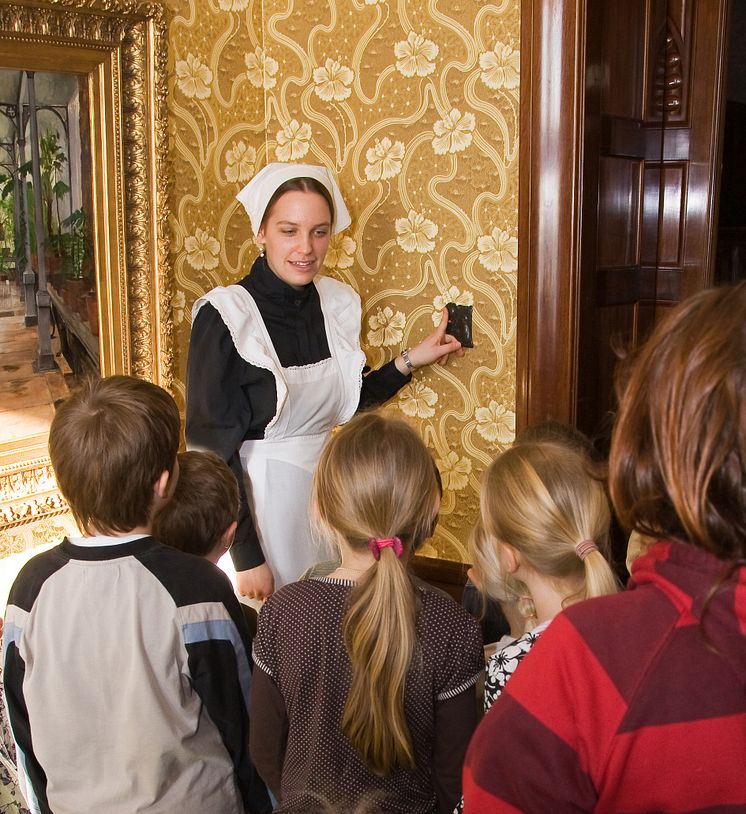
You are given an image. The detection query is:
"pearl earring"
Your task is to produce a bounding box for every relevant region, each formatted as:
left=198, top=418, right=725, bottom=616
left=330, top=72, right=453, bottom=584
left=259, top=245, right=265, bottom=257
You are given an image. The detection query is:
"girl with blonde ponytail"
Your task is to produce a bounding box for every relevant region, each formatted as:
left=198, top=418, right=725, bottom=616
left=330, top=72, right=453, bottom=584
left=250, top=413, right=483, bottom=814
left=472, top=439, right=618, bottom=711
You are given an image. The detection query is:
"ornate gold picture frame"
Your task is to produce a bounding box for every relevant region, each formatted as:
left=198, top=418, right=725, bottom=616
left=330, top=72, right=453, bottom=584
left=0, top=0, right=173, bottom=534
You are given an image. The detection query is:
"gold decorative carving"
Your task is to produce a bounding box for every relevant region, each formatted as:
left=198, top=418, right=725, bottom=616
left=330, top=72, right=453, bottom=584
left=0, top=0, right=173, bottom=387
left=0, top=457, right=69, bottom=529
left=0, top=0, right=174, bottom=536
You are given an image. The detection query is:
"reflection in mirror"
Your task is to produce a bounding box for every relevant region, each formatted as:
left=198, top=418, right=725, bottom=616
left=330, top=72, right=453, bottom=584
left=0, top=70, right=93, bottom=552
left=0, top=0, right=172, bottom=555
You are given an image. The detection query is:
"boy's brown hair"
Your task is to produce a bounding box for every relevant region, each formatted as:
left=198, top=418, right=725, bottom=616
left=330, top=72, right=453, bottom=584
left=48, top=375, right=180, bottom=535
left=152, top=450, right=239, bottom=557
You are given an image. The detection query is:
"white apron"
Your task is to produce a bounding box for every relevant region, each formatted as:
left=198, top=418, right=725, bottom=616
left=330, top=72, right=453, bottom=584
left=193, top=276, right=365, bottom=588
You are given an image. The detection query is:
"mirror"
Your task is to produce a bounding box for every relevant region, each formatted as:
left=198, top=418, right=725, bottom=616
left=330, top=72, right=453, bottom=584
left=0, top=0, right=173, bottom=546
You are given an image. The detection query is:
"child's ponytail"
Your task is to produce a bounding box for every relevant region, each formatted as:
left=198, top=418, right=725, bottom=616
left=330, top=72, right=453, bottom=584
left=312, top=414, right=440, bottom=776
left=342, top=544, right=417, bottom=774
left=477, top=440, right=618, bottom=609
left=577, top=543, right=619, bottom=601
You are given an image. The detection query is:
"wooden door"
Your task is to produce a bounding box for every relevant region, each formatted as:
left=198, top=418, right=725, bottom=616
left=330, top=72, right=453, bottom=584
left=575, top=0, right=730, bottom=440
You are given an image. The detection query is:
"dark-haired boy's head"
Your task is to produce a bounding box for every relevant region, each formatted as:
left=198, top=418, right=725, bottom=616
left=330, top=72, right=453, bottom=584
left=152, top=450, right=239, bottom=563
left=48, top=375, right=180, bottom=535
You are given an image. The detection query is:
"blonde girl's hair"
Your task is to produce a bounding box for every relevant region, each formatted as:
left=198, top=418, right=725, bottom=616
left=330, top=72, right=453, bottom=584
left=312, top=413, right=440, bottom=776
left=477, top=441, right=618, bottom=606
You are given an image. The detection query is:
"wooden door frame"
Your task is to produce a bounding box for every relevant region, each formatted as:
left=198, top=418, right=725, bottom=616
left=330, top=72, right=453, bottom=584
left=517, top=0, right=587, bottom=429
left=516, top=0, right=731, bottom=430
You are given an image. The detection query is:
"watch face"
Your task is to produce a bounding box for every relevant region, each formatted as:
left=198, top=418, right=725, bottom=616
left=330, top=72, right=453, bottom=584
left=445, top=302, right=474, bottom=348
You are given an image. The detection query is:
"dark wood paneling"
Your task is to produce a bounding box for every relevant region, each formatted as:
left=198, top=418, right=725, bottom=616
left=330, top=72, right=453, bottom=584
left=410, top=555, right=468, bottom=603
left=519, top=0, right=728, bottom=443
left=575, top=0, right=728, bottom=440
left=598, top=157, right=642, bottom=267
left=517, top=0, right=587, bottom=428
left=602, top=0, right=647, bottom=118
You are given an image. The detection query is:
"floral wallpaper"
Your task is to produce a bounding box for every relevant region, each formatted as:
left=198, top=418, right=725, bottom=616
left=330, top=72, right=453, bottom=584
left=167, top=0, right=520, bottom=562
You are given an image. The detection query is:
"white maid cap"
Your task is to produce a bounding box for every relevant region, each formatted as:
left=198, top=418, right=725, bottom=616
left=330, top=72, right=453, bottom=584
left=235, top=162, right=351, bottom=236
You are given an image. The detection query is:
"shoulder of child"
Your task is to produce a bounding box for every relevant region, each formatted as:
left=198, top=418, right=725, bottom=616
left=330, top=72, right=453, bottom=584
left=417, top=583, right=483, bottom=647
left=142, top=543, right=239, bottom=605
left=5, top=543, right=68, bottom=612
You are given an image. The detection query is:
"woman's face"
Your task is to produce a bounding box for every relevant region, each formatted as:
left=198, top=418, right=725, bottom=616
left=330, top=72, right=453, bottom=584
left=257, top=189, right=332, bottom=289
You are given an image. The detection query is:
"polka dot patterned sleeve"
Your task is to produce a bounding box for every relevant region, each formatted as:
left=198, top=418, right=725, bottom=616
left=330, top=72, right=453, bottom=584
left=252, top=593, right=281, bottom=683
left=423, top=591, right=484, bottom=701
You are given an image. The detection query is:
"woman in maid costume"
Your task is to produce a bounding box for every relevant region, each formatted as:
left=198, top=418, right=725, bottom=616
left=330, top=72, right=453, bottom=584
left=186, top=163, right=462, bottom=600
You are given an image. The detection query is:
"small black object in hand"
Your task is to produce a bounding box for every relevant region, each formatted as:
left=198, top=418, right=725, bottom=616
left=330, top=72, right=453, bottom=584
left=445, top=302, right=474, bottom=348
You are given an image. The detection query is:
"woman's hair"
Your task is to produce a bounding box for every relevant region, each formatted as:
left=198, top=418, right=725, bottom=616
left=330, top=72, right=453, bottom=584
left=610, top=283, right=746, bottom=561
left=260, top=177, right=335, bottom=228
left=476, top=441, right=617, bottom=607
left=312, top=413, right=440, bottom=775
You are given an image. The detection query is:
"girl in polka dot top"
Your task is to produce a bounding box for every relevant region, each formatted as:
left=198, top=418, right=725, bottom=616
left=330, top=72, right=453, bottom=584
left=250, top=413, right=483, bottom=813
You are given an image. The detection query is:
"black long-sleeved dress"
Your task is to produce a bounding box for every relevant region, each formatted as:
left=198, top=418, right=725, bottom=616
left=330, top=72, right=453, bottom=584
left=186, top=257, right=409, bottom=573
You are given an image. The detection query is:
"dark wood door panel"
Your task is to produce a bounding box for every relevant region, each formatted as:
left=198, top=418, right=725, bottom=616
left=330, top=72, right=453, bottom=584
left=575, top=0, right=728, bottom=440
left=517, top=0, right=728, bottom=435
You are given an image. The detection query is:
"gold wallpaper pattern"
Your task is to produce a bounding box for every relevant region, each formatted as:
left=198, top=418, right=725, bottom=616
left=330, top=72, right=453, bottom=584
left=167, top=0, right=520, bottom=562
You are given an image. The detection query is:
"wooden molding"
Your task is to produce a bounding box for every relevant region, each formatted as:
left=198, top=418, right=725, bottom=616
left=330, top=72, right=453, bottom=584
left=516, top=0, right=587, bottom=429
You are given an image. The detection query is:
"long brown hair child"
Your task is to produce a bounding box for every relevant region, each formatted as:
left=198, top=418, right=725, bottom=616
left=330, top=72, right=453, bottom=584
left=250, top=413, right=483, bottom=814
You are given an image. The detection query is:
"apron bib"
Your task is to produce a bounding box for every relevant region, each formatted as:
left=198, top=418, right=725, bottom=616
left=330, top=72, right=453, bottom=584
left=193, top=276, right=365, bottom=588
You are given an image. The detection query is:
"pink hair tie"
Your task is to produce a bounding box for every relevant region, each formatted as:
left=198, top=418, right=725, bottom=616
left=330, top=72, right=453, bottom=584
left=575, top=539, right=598, bottom=561
left=368, top=537, right=404, bottom=561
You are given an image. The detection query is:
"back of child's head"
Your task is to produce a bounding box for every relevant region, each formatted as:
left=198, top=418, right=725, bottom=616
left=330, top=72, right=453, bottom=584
left=49, top=375, right=180, bottom=535
left=152, top=450, right=239, bottom=559
left=312, top=412, right=440, bottom=776
left=313, top=413, right=439, bottom=551
left=610, top=282, right=746, bottom=561
left=475, top=440, right=617, bottom=605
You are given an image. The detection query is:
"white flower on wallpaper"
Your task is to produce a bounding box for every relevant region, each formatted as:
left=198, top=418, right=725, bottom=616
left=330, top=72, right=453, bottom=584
left=394, top=32, right=439, bottom=77
left=313, top=58, right=354, bottom=102
left=218, top=0, right=248, bottom=10
left=478, top=227, right=518, bottom=274
left=364, top=137, right=404, bottom=181
left=324, top=234, right=356, bottom=270
left=399, top=381, right=438, bottom=419
left=432, top=109, right=476, bottom=155
left=184, top=228, right=220, bottom=271
left=275, top=120, right=312, bottom=161
left=172, top=290, right=186, bottom=325
left=224, top=140, right=256, bottom=184
left=438, top=450, right=472, bottom=491
left=367, top=306, right=406, bottom=347
left=475, top=400, right=516, bottom=445
left=245, top=46, right=279, bottom=90
left=480, top=43, right=520, bottom=91
left=176, top=54, right=212, bottom=100
left=432, top=286, right=474, bottom=325
left=395, top=210, right=438, bottom=253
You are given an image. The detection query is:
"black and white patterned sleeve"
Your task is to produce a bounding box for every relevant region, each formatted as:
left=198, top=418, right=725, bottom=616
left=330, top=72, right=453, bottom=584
left=483, top=631, right=538, bottom=712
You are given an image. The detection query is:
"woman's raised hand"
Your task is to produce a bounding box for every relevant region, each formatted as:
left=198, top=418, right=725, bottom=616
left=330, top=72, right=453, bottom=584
left=397, top=310, right=464, bottom=373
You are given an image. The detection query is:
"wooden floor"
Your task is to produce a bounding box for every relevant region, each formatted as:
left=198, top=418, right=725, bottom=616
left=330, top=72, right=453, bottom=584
left=0, top=282, right=77, bottom=559
left=0, top=282, right=70, bottom=464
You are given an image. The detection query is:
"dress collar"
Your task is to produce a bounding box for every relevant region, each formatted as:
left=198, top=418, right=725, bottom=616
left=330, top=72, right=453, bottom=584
left=249, top=255, right=315, bottom=303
